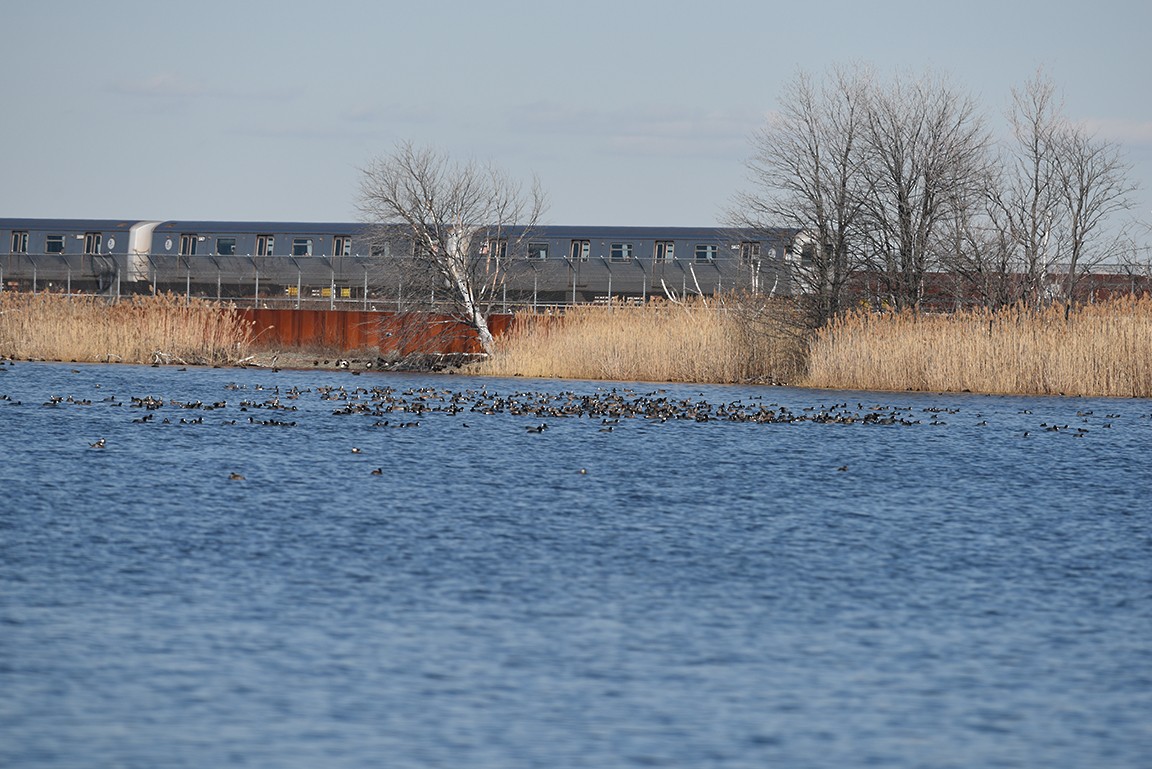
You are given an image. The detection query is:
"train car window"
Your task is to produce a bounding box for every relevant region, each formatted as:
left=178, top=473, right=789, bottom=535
left=179, top=234, right=198, bottom=256
left=84, top=232, right=102, bottom=255
left=570, top=240, right=590, bottom=261
left=257, top=235, right=275, bottom=257
left=46, top=235, right=65, bottom=254
left=11, top=231, right=29, bottom=254
left=413, top=239, right=434, bottom=260
left=609, top=243, right=633, bottom=262
left=694, top=244, right=717, bottom=263
left=527, top=242, right=548, bottom=260
left=292, top=238, right=313, bottom=257
left=333, top=236, right=352, bottom=257
left=740, top=242, right=761, bottom=264
left=654, top=241, right=674, bottom=263
left=216, top=237, right=237, bottom=256
left=483, top=239, right=508, bottom=259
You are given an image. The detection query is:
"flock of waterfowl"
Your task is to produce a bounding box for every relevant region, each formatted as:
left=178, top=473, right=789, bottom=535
left=2, top=357, right=1145, bottom=481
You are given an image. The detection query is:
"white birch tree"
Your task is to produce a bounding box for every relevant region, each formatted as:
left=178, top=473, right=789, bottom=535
left=357, top=142, right=546, bottom=354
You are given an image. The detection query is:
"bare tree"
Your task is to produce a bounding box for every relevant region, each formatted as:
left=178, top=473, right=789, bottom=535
left=731, top=66, right=871, bottom=326
left=735, top=67, right=990, bottom=316
left=1054, top=126, right=1137, bottom=301
left=857, top=72, right=991, bottom=310
left=981, top=72, right=1139, bottom=306
left=986, top=72, right=1067, bottom=306
left=357, top=142, right=546, bottom=354
left=736, top=67, right=1140, bottom=316
left=938, top=187, right=1023, bottom=309
left=1113, top=226, right=1152, bottom=296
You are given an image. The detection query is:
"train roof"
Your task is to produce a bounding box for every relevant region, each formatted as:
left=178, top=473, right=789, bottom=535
left=522, top=225, right=799, bottom=239
left=152, top=222, right=797, bottom=239
left=0, top=218, right=142, bottom=231
left=151, top=220, right=371, bottom=234
left=1, top=217, right=800, bottom=241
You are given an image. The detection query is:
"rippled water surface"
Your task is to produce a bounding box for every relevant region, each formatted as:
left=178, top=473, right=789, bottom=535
left=2, top=361, right=1150, bottom=768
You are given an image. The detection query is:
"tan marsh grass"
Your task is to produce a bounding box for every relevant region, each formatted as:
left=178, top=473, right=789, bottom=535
left=803, top=297, right=1152, bottom=397
left=0, top=293, right=255, bottom=365
left=474, top=298, right=806, bottom=384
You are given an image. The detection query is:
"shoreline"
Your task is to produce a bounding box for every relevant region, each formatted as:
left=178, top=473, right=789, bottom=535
left=4, top=293, right=1151, bottom=398
left=6, top=354, right=1151, bottom=401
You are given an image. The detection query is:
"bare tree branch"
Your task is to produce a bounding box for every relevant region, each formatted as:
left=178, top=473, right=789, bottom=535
left=357, top=142, right=546, bottom=353
left=730, top=65, right=872, bottom=326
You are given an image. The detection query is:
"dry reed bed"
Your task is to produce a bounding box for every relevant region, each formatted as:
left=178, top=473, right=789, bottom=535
left=475, top=299, right=805, bottom=384
left=804, top=297, right=1152, bottom=397
left=7, top=292, right=1148, bottom=397
left=0, top=293, right=255, bottom=365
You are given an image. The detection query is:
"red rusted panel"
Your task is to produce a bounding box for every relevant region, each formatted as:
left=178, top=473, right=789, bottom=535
left=239, top=309, right=514, bottom=355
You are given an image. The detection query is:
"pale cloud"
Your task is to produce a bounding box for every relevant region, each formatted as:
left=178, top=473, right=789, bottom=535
left=1078, top=118, right=1152, bottom=148
left=342, top=103, right=442, bottom=126
left=108, top=74, right=300, bottom=103
left=507, top=102, right=760, bottom=159
left=108, top=73, right=207, bottom=98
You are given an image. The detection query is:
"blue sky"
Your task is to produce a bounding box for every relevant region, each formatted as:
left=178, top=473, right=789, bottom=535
left=3, top=0, right=1150, bottom=232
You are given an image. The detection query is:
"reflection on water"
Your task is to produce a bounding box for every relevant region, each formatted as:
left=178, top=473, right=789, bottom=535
left=2, top=361, right=1150, bottom=768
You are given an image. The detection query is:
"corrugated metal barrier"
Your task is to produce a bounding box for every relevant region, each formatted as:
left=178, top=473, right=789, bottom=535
left=240, top=309, right=513, bottom=355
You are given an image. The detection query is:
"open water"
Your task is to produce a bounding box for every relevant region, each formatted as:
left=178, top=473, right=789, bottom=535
left=1, top=360, right=1150, bottom=768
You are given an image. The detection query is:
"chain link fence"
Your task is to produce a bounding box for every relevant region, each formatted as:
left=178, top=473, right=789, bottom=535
left=0, top=253, right=592, bottom=312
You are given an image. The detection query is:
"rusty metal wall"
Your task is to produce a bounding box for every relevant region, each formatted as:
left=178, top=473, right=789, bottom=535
left=239, top=309, right=513, bottom=355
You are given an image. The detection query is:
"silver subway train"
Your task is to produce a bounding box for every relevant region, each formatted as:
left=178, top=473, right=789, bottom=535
left=0, top=218, right=803, bottom=307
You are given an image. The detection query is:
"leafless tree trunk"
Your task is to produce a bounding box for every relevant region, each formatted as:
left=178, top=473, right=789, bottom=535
left=1054, top=126, right=1137, bottom=302
left=731, top=66, right=871, bottom=327
left=357, top=142, right=546, bottom=354
left=1113, top=230, right=1152, bottom=297
left=736, top=68, right=1142, bottom=317
left=986, top=72, right=1066, bottom=307
left=938, top=193, right=1022, bottom=309
left=981, top=72, right=1137, bottom=307
left=858, top=72, right=991, bottom=311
